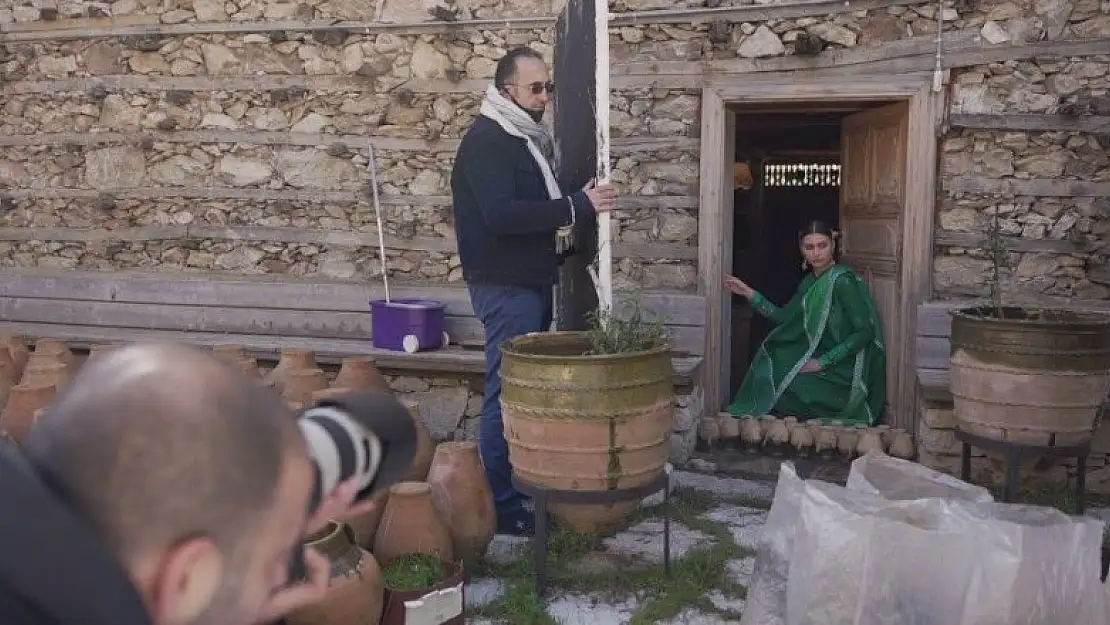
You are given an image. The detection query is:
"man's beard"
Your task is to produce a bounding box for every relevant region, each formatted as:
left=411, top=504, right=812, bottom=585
left=511, top=95, right=545, bottom=123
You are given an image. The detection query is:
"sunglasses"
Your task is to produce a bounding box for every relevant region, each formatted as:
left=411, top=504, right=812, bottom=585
left=514, top=81, right=556, bottom=95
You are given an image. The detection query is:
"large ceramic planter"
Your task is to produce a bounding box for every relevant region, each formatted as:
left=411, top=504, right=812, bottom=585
left=500, top=331, right=674, bottom=533
left=380, top=559, right=465, bottom=625
left=1, top=382, right=58, bottom=444
left=285, top=521, right=384, bottom=625
left=949, top=306, right=1110, bottom=446
left=426, top=442, right=495, bottom=562
left=373, top=481, right=454, bottom=566
left=282, top=368, right=329, bottom=404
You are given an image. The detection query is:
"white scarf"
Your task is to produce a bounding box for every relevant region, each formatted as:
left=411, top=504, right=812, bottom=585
left=479, top=85, right=562, bottom=201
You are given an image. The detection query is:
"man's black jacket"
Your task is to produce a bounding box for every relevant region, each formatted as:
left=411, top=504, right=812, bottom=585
left=0, top=439, right=152, bottom=625
left=450, top=115, right=596, bottom=288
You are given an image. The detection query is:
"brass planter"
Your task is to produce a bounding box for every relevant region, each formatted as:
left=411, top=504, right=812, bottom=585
left=499, top=331, right=674, bottom=533
left=949, top=306, right=1110, bottom=446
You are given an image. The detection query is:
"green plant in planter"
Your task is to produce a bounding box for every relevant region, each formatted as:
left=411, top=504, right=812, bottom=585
left=584, top=294, right=669, bottom=356
left=382, top=554, right=447, bottom=591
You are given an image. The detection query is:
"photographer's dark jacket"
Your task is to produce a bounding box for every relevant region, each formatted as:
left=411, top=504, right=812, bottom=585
left=0, top=440, right=152, bottom=625
left=450, top=115, right=596, bottom=288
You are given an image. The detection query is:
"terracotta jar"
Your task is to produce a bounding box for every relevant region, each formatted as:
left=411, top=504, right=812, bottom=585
left=790, top=423, right=814, bottom=457
left=33, top=339, right=73, bottom=366
left=765, top=418, right=790, bottom=446
left=814, top=426, right=838, bottom=457
left=282, top=369, right=329, bottom=405
left=287, top=401, right=304, bottom=413
left=400, top=398, right=434, bottom=482
left=334, top=357, right=391, bottom=393
left=697, top=416, right=720, bottom=449
left=373, top=482, right=454, bottom=566
left=717, top=412, right=740, bottom=442
left=739, top=417, right=762, bottom=451
left=339, top=489, right=390, bottom=551
left=0, top=347, right=18, bottom=387
left=267, top=349, right=316, bottom=391
left=312, top=387, right=354, bottom=402
left=889, top=428, right=915, bottom=459
left=856, top=427, right=886, bottom=456
left=837, top=426, right=859, bottom=459
left=285, top=521, right=384, bottom=625
left=211, top=345, right=246, bottom=362
left=0, top=334, right=29, bottom=375
left=233, top=357, right=262, bottom=380
left=426, top=442, right=495, bottom=562
left=1, top=383, right=57, bottom=443
left=21, top=363, right=70, bottom=389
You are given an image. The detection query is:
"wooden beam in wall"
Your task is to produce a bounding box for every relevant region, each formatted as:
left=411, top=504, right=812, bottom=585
left=0, top=226, right=699, bottom=260
left=0, top=187, right=698, bottom=212
left=0, top=0, right=932, bottom=42
left=0, top=132, right=698, bottom=154
left=949, top=114, right=1110, bottom=133
left=945, top=177, right=1110, bottom=197
left=934, top=231, right=1107, bottom=254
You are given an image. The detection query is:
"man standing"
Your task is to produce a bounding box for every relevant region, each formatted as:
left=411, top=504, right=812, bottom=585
left=451, top=46, right=617, bottom=536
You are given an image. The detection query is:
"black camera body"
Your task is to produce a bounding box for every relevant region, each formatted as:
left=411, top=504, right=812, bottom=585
left=287, top=390, right=417, bottom=582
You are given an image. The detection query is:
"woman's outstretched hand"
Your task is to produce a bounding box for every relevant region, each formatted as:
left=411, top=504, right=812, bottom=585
left=724, top=274, right=754, bottom=299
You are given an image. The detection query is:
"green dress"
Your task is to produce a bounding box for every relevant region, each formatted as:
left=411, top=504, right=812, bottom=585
left=728, top=264, right=886, bottom=426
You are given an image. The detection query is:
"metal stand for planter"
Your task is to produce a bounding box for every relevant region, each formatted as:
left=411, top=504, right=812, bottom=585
left=511, top=466, right=673, bottom=597
left=956, top=428, right=1090, bottom=512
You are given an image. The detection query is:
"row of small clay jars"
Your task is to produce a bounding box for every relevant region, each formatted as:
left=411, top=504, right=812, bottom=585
left=714, top=413, right=916, bottom=460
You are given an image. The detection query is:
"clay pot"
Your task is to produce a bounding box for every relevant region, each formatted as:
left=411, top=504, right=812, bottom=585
left=718, top=412, right=740, bottom=442
left=765, top=418, right=790, bottom=446
left=400, top=398, right=433, bottom=482
left=282, top=368, right=329, bottom=405
left=312, top=387, right=354, bottom=403
left=334, top=357, right=391, bottom=393
left=32, top=339, right=73, bottom=367
left=836, top=426, right=859, bottom=459
left=889, top=428, right=915, bottom=459
left=739, top=417, right=762, bottom=452
left=874, top=423, right=893, bottom=448
left=287, top=401, right=304, bottom=413
left=211, top=345, right=246, bottom=362
left=380, top=558, right=466, bottom=625
left=267, top=349, right=317, bottom=391
left=373, top=482, right=454, bottom=566
left=284, top=521, right=384, bottom=625
left=21, top=362, right=70, bottom=389
left=782, top=416, right=799, bottom=429
left=339, top=489, right=390, bottom=550
left=805, top=419, right=823, bottom=442
left=856, top=427, right=885, bottom=456
left=0, top=334, right=29, bottom=375
left=697, top=416, right=719, bottom=450
left=0, top=347, right=18, bottom=387
left=1, top=382, right=57, bottom=443
left=426, top=442, right=496, bottom=562
left=758, top=415, right=778, bottom=439
left=814, top=426, right=838, bottom=457
left=790, top=423, right=814, bottom=457
left=232, top=357, right=262, bottom=380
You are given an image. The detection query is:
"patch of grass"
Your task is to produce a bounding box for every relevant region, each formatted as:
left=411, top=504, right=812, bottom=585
left=469, top=488, right=757, bottom=624
left=382, top=554, right=446, bottom=591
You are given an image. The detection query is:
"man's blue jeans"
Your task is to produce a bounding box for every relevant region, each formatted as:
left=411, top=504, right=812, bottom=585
left=467, top=283, right=552, bottom=518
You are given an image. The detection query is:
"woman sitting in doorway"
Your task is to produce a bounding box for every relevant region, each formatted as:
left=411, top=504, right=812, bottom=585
left=724, top=220, right=886, bottom=426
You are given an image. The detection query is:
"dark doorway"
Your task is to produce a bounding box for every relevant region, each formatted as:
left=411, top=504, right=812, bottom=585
left=728, top=114, right=842, bottom=400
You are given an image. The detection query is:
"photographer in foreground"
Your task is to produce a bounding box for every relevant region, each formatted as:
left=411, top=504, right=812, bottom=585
left=0, top=342, right=413, bottom=625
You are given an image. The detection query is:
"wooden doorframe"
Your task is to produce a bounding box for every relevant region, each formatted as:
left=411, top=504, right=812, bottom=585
left=697, top=76, right=942, bottom=432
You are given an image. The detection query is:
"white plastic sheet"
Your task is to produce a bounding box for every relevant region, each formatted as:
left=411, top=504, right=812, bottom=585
left=741, top=452, right=1108, bottom=625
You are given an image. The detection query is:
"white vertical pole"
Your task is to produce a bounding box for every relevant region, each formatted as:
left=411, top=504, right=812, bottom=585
left=594, top=0, right=613, bottom=313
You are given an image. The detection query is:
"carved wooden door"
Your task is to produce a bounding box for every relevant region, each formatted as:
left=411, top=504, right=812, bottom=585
left=839, top=102, right=910, bottom=421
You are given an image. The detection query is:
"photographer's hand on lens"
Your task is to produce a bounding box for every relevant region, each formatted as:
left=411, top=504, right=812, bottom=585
left=305, top=475, right=380, bottom=535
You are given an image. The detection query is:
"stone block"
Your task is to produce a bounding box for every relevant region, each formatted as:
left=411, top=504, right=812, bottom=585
left=922, top=404, right=956, bottom=429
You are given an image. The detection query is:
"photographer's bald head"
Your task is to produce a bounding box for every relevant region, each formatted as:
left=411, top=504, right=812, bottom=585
left=22, top=343, right=316, bottom=625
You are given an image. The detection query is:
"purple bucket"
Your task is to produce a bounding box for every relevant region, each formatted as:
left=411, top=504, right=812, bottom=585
left=370, top=298, right=447, bottom=352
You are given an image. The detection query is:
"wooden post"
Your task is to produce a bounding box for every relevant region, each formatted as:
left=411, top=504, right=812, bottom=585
left=552, top=0, right=599, bottom=331
left=594, top=0, right=612, bottom=313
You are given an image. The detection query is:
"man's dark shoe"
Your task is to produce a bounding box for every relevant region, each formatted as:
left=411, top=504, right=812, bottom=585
left=496, top=508, right=535, bottom=537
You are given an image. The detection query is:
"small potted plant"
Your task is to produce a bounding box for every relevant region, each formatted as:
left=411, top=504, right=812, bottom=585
left=380, top=553, right=466, bottom=625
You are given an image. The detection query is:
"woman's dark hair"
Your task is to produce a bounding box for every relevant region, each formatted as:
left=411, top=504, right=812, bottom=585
left=798, top=219, right=841, bottom=260
left=494, top=47, right=544, bottom=90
